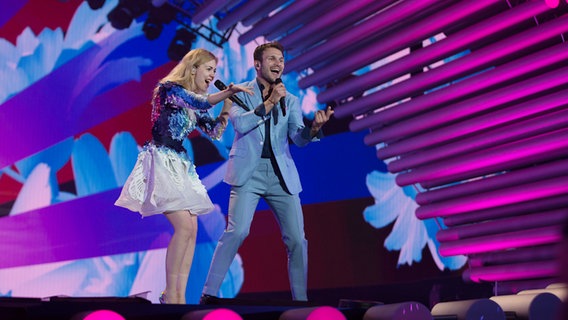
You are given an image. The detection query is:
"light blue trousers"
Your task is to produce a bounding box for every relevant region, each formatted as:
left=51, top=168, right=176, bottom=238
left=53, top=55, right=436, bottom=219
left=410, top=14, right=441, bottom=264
left=203, top=158, right=308, bottom=300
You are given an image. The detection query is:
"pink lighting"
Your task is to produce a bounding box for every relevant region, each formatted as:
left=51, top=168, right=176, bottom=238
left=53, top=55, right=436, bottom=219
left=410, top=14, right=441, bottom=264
left=379, top=90, right=568, bottom=162
left=387, top=108, right=568, bottom=172
left=202, top=308, right=243, bottom=320
left=416, top=159, right=568, bottom=205
left=416, top=176, right=568, bottom=219
left=544, top=0, right=560, bottom=8
left=81, top=310, right=125, bottom=320
left=318, top=0, right=553, bottom=105
left=307, top=306, right=347, bottom=320
left=439, top=226, right=563, bottom=256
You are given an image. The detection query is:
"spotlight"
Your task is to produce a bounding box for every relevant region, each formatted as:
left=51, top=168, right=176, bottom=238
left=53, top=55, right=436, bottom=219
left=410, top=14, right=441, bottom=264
left=142, top=18, right=163, bottom=40
left=107, top=0, right=150, bottom=30
left=167, top=28, right=196, bottom=61
left=143, top=2, right=178, bottom=40
left=86, top=0, right=105, bottom=10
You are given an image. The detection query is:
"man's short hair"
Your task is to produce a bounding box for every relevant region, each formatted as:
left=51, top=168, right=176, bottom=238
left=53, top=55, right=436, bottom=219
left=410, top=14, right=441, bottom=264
left=254, top=42, right=285, bottom=61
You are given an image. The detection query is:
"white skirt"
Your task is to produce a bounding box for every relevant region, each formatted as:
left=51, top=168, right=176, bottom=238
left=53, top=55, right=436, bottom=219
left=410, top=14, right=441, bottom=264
left=115, top=143, right=214, bottom=217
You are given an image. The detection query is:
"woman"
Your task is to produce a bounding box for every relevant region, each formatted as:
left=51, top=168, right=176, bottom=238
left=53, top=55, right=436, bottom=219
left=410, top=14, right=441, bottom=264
left=115, top=48, right=252, bottom=304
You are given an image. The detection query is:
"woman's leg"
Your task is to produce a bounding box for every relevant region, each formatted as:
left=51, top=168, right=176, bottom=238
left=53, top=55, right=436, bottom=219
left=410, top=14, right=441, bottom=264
left=164, top=210, right=197, bottom=304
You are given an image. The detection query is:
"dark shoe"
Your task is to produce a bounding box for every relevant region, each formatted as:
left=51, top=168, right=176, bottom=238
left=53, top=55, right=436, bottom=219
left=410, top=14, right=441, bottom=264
left=199, top=294, right=218, bottom=305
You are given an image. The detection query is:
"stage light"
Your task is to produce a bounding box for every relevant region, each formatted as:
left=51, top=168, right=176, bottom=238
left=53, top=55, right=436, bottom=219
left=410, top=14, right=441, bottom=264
left=107, top=0, right=150, bottom=30
left=71, top=309, right=125, bottom=320
left=182, top=308, right=243, bottom=320
left=86, top=0, right=105, bottom=10
left=143, top=2, right=178, bottom=40
left=142, top=18, right=163, bottom=40
left=167, top=28, right=196, bottom=61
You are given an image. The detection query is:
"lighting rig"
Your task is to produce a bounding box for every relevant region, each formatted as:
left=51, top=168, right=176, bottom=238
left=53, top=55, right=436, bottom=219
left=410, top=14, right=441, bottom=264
left=86, top=0, right=236, bottom=60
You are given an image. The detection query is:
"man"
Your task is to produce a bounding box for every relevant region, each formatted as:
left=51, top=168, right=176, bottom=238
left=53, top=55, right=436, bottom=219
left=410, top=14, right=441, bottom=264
left=201, top=41, right=333, bottom=302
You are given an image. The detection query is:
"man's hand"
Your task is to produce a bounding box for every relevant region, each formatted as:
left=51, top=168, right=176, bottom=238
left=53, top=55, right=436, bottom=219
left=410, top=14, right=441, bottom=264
left=311, top=106, right=334, bottom=136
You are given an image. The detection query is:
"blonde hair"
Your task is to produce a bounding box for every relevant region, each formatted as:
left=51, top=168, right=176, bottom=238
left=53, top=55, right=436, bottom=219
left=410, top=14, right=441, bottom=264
left=154, top=48, right=217, bottom=95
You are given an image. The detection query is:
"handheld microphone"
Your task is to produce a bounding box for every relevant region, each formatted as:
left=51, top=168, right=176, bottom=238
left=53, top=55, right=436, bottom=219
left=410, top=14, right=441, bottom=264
left=214, top=80, right=250, bottom=111
left=274, top=78, right=286, bottom=117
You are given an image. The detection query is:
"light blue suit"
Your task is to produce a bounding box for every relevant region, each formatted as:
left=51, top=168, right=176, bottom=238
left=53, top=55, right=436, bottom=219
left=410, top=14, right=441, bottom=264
left=203, top=79, right=321, bottom=301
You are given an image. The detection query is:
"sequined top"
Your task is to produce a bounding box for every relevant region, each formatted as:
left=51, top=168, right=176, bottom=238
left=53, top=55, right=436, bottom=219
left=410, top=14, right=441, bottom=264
left=150, top=81, right=226, bottom=153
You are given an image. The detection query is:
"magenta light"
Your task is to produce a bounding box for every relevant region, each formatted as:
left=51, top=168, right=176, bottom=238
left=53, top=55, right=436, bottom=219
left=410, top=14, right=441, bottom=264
left=396, top=129, right=568, bottom=187
left=318, top=0, right=553, bottom=104
left=465, top=260, right=558, bottom=282
left=307, top=306, right=347, bottom=320
left=444, top=195, right=568, bottom=227
left=545, top=0, right=560, bottom=8
left=416, top=159, right=568, bottom=205
left=436, top=209, right=568, bottom=241
left=286, top=0, right=443, bottom=74
left=439, top=226, right=563, bottom=256
left=387, top=107, right=568, bottom=172
left=203, top=308, right=243, bottom=320
left=416, top=176, right=568, bottom=219
left=82, top=310, right=125, bottom=320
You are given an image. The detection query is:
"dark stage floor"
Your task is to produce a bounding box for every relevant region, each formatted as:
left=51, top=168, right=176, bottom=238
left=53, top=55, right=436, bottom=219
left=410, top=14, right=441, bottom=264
left=0, top=276, right=498, bottom=320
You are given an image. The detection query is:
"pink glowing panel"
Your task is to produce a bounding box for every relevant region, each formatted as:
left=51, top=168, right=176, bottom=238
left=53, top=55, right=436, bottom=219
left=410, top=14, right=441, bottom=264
left=416, top=176, right=568, bottom=219
left=416, top=159, right=568, bottom=205
left=192, top=0, right=233, bottom=25
left=444, top=195, right=568, bottom=227
left=464, top=260, right=558, bottom=282
left=299, top=0, right=502, bottom=90
left=318, top=0, right=553, bottom=104
left=436, top=209, right=568, bottom=241
left=286, top=0, right=441, bottom=73
left=438, top=226, right=563, bottom=256
left=82, top=310, right=125, bottom=320
left=238, top=0, right=320, bottom=45
left=216, top=0, right=274, bottom=30
left=203, top=308, right=243, bottom=320
left=396, top=129, right=568, bottom=187
left=335, top=15, right=568, bottom=119
left=307, top=306, right=346, bottom=320
left=468, top=245, right=558, bottom=268
left=545, top=0, right=560, bottom=8
left=377, top=87, right=568, bottom=160
left=281, top=0, right=391, bottom=54
left=366, top=66, right=568, bottom=145
left=387, top=108, right=568, bottom=172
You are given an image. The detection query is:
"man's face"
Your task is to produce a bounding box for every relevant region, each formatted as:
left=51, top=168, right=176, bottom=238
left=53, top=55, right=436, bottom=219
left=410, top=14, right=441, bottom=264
left=257, top=47, right=284, bottom=84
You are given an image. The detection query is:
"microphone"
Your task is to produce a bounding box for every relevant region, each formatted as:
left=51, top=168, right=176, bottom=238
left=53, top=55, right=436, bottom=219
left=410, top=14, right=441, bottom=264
left=274, top=78, right=286, bottom=117
left=214, top=80, right=250, bottom=111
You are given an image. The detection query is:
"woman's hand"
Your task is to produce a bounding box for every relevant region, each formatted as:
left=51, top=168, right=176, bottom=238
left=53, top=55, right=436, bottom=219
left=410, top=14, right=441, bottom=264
left=227, top=83, right=254, bottom=96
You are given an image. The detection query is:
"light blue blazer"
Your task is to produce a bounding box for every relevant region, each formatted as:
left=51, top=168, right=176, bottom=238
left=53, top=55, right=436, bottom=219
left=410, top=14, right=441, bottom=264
left=223, top=79, right=321, bottom=195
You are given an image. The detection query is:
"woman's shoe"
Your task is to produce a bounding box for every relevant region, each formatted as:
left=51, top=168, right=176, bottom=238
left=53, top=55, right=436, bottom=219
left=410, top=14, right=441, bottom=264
left=159, top=291, right=167, bottom=304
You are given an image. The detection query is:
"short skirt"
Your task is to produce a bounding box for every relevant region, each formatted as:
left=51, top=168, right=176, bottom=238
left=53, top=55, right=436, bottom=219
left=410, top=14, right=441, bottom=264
left=115, top=143, right=214, bottom=217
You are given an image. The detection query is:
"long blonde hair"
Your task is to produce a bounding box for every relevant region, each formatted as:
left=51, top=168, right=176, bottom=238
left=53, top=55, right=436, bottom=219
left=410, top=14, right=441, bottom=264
left=155, top=48, right=217, bottom=95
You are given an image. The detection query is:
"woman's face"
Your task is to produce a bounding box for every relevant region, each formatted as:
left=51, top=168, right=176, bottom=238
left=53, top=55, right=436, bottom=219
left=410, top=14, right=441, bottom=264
left=194, top=59, right=217, bottom=94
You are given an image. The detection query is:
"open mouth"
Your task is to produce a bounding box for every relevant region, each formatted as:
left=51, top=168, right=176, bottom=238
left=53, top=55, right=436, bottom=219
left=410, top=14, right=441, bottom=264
left=270, top=69, right=280, bottom=76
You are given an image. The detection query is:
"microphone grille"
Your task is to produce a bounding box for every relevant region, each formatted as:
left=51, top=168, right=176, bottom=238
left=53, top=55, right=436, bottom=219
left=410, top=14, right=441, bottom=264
left=214, top=80, right=226, bottom=90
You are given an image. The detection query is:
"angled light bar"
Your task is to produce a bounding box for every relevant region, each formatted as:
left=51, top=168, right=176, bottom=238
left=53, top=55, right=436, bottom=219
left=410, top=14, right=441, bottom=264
left=378, top=88, right=568, bottom=160
left=415, top=159, right=568, bottom=205
left=336, top=15, right=568, bottom=119
left=297, top=0, right=502, bottom=89
left=238, top=0, right=320, bottom=45
left=415, top=176, right=568, bottom=219
left=285, top=0, right=443, bottom=73
left=387, top=107, right=568, bottom=172
left=318, top=0, right=553, bottom=104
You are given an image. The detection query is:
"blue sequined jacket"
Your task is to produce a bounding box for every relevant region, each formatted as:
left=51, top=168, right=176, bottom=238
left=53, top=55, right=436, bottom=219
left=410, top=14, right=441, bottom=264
left=150, top=81, right=226, bottom=153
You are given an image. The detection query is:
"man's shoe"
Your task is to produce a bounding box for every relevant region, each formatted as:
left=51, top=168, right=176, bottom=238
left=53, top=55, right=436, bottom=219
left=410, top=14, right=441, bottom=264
left=199, top=294, right=218, bottom=305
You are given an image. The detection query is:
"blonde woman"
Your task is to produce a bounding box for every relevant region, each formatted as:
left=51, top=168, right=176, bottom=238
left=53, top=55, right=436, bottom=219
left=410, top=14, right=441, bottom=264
left=115, top=48, right=252, bottom=304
